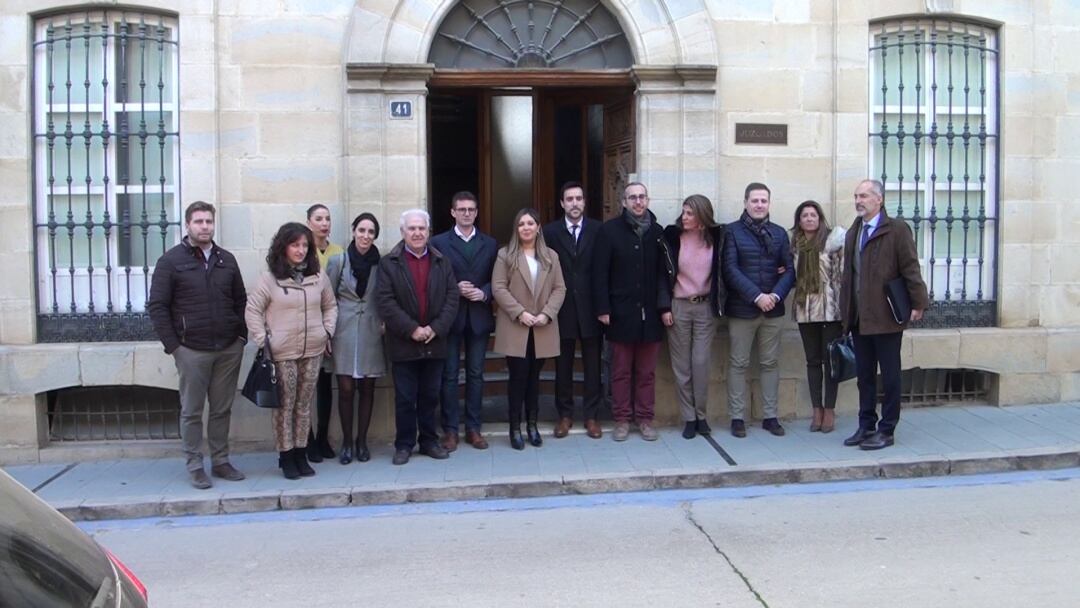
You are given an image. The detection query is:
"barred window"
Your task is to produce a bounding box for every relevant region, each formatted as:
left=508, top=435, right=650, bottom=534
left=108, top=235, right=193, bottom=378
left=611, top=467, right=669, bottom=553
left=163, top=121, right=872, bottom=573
left=870, top=18, right=998, bottom=328
left=33, top=10, right=180, bottom=342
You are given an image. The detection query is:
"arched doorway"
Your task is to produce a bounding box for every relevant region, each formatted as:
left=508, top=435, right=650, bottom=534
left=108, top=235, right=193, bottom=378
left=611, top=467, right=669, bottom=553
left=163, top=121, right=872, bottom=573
left=426, top=0, right=636, bottom=240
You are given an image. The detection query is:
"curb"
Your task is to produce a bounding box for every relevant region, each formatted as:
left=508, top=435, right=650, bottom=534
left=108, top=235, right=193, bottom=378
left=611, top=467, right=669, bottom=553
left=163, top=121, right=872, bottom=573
left=56, top=448, right=1080, bottom=522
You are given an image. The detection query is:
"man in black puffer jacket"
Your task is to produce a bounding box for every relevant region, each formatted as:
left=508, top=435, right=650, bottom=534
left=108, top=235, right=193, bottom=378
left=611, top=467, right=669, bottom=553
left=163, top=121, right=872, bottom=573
left=722, top=183, right=795, bottom=439
left=148, top=201, right=248, bottom=489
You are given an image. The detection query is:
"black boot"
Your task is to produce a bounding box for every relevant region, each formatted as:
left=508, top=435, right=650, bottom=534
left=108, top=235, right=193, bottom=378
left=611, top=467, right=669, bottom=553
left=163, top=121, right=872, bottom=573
left=306, top=430, right=323, bottom=463
left=294, top=447, right=316, bottom=477
left=279, top=450, right=300, bottom=480
left=526, top=421, right=543, bottom=447
left=509, top=425, right=525, bottom=450
left=317, top=434, right=336, bottom=459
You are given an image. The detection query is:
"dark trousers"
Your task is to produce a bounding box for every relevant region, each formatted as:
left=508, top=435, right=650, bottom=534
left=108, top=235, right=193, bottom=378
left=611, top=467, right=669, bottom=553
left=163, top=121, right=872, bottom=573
left=609, top=340, right=660, bottom=423
left=506, top=331, right=545, bottom=429
left=798, top=321, right=843, bottom=409
left=853, top=328, right=904, bottom=435
left=440, top=329, right=488, bottom=433
left=307, top=368, right=334, bottom=445
left=392, top=359, right=443, bottom=451
left=555, top=335, right=602, bottom=421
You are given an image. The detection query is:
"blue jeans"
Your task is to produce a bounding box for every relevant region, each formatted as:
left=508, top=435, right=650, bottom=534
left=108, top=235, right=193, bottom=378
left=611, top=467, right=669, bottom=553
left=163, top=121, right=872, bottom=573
left=392, top=359, right=443, bottom=451
left=440, top=329, right=488, bottom=433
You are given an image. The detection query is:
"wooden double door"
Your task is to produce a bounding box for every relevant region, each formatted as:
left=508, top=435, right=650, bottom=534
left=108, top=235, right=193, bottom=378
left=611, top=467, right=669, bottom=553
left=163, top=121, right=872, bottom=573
left=428, top=83, right=635, bottom=241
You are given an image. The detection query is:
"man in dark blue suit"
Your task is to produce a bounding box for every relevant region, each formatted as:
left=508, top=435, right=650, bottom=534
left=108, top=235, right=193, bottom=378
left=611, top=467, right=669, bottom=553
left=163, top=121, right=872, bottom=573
left=430, top=191, right=498, bottom=451
left=543, top=182, right=604, bottom=439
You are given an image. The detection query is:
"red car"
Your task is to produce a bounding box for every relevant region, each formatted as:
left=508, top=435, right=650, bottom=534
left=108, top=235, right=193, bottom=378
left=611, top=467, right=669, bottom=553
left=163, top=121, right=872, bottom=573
left=0, top=469, right=148, bottom=607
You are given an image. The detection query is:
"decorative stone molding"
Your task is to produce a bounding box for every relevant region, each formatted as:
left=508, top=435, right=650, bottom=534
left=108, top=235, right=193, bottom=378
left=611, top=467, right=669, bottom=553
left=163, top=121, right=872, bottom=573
left=346, top=63, right=436, bottom=93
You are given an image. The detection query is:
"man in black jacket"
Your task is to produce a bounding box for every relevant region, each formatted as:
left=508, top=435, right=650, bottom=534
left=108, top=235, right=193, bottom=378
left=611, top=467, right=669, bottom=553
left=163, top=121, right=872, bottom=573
left=594, top=182, right=674, bottom=442
left=429, top=192, right=497, bottom=451
left=543, top=181, right=603, bottom=439
left=375, top=209, right=459, bottom=465
left=148, top=201, right=248, bottom=489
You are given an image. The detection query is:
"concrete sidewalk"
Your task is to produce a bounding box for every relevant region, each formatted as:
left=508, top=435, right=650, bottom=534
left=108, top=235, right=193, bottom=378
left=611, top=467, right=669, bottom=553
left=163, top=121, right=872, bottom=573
left=5, top=403, right=1080, bottom=521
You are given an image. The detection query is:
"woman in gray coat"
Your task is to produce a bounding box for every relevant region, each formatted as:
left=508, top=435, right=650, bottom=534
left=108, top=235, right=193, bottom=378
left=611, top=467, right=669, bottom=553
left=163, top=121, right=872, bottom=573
left=326, top=213, right=386, bottom=464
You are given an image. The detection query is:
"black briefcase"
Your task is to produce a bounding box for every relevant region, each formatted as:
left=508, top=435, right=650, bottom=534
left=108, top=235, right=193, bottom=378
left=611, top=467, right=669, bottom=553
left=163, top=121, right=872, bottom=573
left=242, top=343, right=280, bottom=409
left=827, top=334, right=857, bottom=383
left=885, top=277, right=912, bottom=325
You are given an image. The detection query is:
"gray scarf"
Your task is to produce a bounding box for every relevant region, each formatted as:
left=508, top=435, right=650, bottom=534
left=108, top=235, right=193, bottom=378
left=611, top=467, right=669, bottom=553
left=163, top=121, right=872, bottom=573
left=628, top=210, right=652, bottom=237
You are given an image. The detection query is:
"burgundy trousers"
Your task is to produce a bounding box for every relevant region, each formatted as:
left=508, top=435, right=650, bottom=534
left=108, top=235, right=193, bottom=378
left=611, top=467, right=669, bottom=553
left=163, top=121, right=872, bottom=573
left=609, top=340, right=660, bottom=423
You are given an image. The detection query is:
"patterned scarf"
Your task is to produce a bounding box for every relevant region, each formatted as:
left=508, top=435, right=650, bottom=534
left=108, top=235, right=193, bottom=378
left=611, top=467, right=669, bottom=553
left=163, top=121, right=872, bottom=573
left=740, top=210, right=774, bottom=256
left=794, top=233, right=822, bottom=302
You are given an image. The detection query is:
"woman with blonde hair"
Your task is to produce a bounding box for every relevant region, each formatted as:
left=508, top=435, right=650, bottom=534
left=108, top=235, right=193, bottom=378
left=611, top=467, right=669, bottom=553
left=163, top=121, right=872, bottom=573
left=790, top=200, right=846, bottom=433
left=492, top=208, right=567, bottom=449
left=246, top=222, right=338, bottom=479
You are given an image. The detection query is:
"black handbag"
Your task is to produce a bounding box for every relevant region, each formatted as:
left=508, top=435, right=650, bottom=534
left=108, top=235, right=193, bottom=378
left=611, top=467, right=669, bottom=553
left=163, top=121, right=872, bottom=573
left=827, top=333, right=857, bottom=383
left=242, top=338, right=280, bottom=408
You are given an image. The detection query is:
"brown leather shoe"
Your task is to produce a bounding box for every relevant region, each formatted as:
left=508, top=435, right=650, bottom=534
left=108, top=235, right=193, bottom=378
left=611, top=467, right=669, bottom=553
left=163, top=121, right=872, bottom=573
left=440, top=431, right=459, bottom=452
left=210, top=462, right=246, bottom=481
left=585, top=419, right=602, bottom=439
left=554, top=417, right=572, bottom=438
left=465, top=430, right=489, bottom=450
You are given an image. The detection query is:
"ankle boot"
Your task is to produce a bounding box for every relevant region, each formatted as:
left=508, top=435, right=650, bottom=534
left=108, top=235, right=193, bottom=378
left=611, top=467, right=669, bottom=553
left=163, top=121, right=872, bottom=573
left=279, top=450, right=300, bottom=480
left=305, top=431, right=323, bottom=463
left=294, top=447, right=316, bottom=477
left=317, top=433, right=336, bottom=459
left=526, top=420, right=543, bottom=447
left=509, top=425, right=525, bottom=450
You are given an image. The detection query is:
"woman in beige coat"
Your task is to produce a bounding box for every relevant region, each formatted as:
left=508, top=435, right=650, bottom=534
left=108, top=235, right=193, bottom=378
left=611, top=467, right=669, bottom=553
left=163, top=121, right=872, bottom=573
left=246, top=222, right=337, bottom=479
left=492, top=208, right=566, bottom=450
left=790, top=201, right=845, bottom=433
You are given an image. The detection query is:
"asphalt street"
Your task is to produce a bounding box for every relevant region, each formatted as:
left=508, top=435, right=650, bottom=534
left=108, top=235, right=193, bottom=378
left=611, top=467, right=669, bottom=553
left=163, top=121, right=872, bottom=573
left=82, top=469, right=1080, bottom=608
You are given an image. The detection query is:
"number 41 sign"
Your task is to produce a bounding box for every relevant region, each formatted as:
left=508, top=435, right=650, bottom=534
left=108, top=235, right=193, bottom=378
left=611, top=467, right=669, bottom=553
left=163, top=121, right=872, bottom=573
left=390, top=100, right=413, bottom=120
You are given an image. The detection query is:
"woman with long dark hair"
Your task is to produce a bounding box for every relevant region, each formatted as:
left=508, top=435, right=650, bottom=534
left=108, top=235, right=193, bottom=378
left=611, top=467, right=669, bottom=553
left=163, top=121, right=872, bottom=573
left=790, top=200, right=846, bottom=433
left=246, top=222, right=338, bottom=479
left=326, top=213, right=385, bottom=464
left=663, top=194, right=727, bottom=439
left=492, top=208, right=566, bottom=449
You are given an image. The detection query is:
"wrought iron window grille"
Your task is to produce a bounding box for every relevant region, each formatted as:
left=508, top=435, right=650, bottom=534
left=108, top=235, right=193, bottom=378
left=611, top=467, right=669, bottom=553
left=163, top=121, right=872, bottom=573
left=32, top=10, right=180, bottom=343
left=47, top=385, right=181, bottom=442
left=869, top=18, right=999, bottom=329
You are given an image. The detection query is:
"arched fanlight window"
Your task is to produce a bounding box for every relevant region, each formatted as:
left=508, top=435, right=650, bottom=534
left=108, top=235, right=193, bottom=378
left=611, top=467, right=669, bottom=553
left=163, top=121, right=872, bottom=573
left=428, top=0, right=633, bottom=69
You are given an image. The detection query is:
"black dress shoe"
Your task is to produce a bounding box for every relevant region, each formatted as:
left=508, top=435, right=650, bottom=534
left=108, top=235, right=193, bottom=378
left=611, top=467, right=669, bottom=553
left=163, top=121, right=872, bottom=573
left=526, top=423, right=543, bottom=447
left=355, top=439, right=370, bottom=463
left=762, top=418, right=786, bottom=436
left=509, top=429, right=525, bottom=451
left=318, top=437, right=336, bottom=459
left=696, top=419, right=712, bottom=436
left=392, top=449, right=411, bottom=465
left=418, top=443, right=449, bottom=460
left=859, top=431, right=894, bottom=451
left=730, top=419, right=747, bottom=438
left=682, top=421, right=697, bottom=440
left=843, top=428, right=874, bottom=447
left=338, top=441, right=353, bottom=465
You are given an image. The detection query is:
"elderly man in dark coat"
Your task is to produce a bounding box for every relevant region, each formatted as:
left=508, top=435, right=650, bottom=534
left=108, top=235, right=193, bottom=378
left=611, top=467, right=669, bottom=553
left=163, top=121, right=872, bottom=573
left=375, top=209, right=459, bottom=465
left=840, top=179, right=929, bottom=451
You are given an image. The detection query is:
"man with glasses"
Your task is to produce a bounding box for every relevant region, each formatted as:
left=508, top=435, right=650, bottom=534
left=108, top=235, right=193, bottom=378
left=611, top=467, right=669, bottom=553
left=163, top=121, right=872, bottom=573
left=593, top=182, right=674, bottom=441
left=430, top=191, right=498, bottom=451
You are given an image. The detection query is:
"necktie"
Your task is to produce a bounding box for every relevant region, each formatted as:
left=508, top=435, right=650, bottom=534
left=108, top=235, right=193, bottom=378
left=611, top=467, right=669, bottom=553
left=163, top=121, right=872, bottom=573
left=860, top=222, right=871, bottom=251
left=570, top=223, right=579, bottom=253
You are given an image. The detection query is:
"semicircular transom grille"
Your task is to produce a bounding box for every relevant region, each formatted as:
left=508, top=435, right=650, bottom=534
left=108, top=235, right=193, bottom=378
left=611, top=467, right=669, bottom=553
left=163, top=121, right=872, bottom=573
left=428, top=0, right=634, bottom=69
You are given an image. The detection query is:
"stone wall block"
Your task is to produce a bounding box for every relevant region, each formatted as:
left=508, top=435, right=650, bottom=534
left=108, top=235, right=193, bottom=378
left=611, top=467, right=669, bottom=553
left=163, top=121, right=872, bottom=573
left=228, top=18, right=345, bottom=66
left=908, top=329, right=962, bottom=369
left=384, top=156, right=422, bottom=203
left=0, top=394, right=42, bottom=448
left=179, top=63, right=215, bottom=110
left=0, top=66, right=26, bottom=112
left=258, top=112, right=341, bottom=157
left=0, top=15, right=28, bottom=66
left=718, top=68, right=800, bottom=111
left=958, top=328, right=1047, bottom=373
left=1039, top=285, right=1080, bottom=328
left=131, top=342, right=179, bottom=389
left=241, top=67, right=341, bottom=112
left=0, top=346, right=81, bottom=395
left=0, top=300, right=34, bottom=345
left=996, top=373, right=1061, bottom=405
left=78, top=345, right=135, bottom=386
left=240, top=160, right=338, bottom=202
left=0, top=112, right=27, bottom=157
left=1046, top=329, right=1080, bottom=374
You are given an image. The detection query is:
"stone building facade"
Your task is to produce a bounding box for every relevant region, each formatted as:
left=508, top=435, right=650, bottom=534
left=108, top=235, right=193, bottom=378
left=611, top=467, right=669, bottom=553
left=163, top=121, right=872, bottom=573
left=1, top=0, right=1077, bottom=462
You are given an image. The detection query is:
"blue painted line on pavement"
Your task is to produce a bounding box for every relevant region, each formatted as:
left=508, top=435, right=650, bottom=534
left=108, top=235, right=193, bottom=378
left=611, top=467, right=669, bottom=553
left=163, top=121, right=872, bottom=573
left=78, top=466, right=1080, bottom=535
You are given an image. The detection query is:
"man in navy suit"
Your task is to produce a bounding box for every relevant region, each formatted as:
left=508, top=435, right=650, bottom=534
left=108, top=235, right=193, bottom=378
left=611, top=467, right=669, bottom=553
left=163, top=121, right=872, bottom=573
left=543, top=182, right=604, bottom=439
left=430, top=191, right=498, bottom=451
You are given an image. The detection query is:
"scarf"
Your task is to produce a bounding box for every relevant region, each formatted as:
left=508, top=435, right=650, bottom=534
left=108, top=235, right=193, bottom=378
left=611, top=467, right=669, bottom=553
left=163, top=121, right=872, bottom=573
left=348, top=241, right=380, bottom=298
left=627, top=209, right=652, bottom=238
left=794, top=233, right=822, bottom=302
left=740, top=210, right=773, bottom=256
left=290, top=263, right=307, bottom=285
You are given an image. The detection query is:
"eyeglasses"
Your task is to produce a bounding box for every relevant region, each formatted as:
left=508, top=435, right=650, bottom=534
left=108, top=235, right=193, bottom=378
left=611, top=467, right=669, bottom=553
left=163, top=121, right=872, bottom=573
left=454, top=207, right=478, bottom=214
left=625, top=194, right=648, bottom=201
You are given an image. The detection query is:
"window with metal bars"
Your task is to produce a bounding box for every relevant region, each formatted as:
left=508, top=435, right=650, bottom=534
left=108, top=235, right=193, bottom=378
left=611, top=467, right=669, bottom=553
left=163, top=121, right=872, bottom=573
left=32, top=10, right=180, bottom=343
left=869, top=18, right=999, bottom=328
left=46, top=386, right=181, bottom=442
